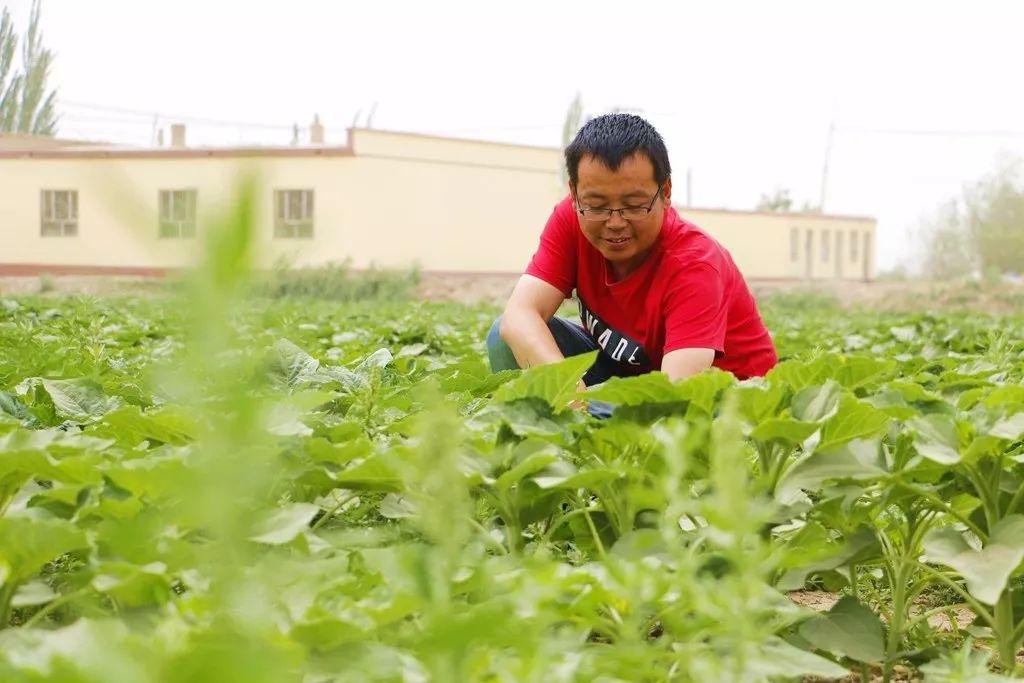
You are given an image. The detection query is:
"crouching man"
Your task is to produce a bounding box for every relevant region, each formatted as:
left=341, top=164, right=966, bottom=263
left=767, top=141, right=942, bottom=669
left=487, top=113, right=778, bottom=395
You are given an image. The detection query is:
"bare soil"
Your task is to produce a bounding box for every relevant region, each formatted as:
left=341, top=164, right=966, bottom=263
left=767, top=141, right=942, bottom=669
left=2, top=272, right=1022, bottom=316
left=413, top=273, right=1024, bottom=314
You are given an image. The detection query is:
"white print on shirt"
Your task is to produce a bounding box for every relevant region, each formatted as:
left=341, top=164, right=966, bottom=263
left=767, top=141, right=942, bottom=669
left=577, top=296, right=651, bottom=368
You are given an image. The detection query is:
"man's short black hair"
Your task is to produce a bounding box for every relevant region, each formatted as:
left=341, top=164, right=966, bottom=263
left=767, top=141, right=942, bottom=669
left=564, top=113, right=671, bottom=187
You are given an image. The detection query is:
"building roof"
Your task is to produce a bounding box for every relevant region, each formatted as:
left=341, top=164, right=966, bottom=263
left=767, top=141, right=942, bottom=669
left=0, top=141, right=354, bottom=160
left=0, top=126, right=566, bottom=160
left=0, top=132, right=110, bottom=152
left=678, top=204, right=875, bottom=223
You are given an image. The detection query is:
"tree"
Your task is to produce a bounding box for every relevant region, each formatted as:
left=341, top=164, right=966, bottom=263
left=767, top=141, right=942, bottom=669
left=0, top=7, right=18, bottom=130
left=964, top=157, right=1024, bottom=274
left=560, top=92, right=583, bottom=183
left=916, top=157, right=1024, bottom=278
left=756, top=188, right=793, bottom=212
left=0, top=0, right=58, bottom=135
left=756, top=188, right=821, bottom=213
left=561, top=91, right=583, bottom=148
left=917, top=198, right=976, bottom=280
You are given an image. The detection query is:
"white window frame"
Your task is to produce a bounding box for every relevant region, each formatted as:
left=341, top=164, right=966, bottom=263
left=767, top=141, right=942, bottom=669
left=40, top=190, right=79, bottom=237
left=274, top=189, right=314, bottom=239
left=159, top=189, right=198, bottom=238
left=821, top=229, right=831, bottom=263
left=850, top=230, right=859, bottom=262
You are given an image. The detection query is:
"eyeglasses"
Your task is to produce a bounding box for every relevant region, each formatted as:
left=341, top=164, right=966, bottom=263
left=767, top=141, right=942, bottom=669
left=574, top=188, right=662, bottom=222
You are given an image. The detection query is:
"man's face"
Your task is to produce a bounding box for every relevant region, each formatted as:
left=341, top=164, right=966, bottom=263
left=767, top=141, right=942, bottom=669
left=572, top=152, right=671, bottom=277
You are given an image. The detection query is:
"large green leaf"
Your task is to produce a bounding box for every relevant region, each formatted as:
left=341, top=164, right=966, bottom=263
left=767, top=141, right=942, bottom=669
left=776, top=438, right=887, bottom=503
left=20, top=378, right=119, bottom=422
left=990, top=412, right=1024, bottom=441
left=923, top=515, right=1024, bottom=605
left=250, top=503, right=319, bottom=545
left=798, top=596, right=885, bottom=663
left=582, top=372, right=682, bottom=406
left=910, top=414, right=961, bottom=465
left=790, top=380, right=843, bottom=422
left=96, top=405, right=194, bottom=446
left=492, top=352, right=596, bottom=409
left=747, top=636, right=850, bottom=679
left=816, top=396, right=891, bottom=451
left=750, top=417, right=819, bottom=446
left=832, top=356, right=896, bottom=390
left=0, top=516, right=87, bottom=583
left=332, top=457, right=403, bottom=492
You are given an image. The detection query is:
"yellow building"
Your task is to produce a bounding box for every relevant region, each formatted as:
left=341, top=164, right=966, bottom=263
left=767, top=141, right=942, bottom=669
left=0, top=127, right=875, bottom=280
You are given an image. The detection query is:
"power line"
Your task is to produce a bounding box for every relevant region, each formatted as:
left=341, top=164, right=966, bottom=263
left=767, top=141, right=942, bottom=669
left=58, top=99, right=301, bottom=131
left=837, top=126, right=1024, bottom=139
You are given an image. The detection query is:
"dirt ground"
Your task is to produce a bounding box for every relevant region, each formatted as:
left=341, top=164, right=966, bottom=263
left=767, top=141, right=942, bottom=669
left=415, top=273, right=1024, bottom=314
left=2, top=272, right=1022, bottom=314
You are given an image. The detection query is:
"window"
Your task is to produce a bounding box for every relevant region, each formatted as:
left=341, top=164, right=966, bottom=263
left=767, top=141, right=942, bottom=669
left=274, top=189, right=314, bottom=238
left=789, top=227, right=799, bottom=261
left=40, top=190, right=78, bottom=237
left=821, top=229, right=831, bottom=263
left=850, top=230, right=859, bottom=261
left=159, top=189, right=197, bottom=238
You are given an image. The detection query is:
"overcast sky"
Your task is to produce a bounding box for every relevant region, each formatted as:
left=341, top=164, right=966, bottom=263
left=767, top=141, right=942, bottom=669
left=6, top=0, right=1024, bottom=270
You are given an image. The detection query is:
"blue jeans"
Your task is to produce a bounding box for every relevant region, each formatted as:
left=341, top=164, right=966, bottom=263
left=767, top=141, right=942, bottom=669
left=486, top=315, right=618, bottom=418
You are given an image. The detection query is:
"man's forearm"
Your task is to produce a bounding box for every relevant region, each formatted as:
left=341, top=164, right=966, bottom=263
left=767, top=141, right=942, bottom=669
left=499, top=308, right=565, bottom=369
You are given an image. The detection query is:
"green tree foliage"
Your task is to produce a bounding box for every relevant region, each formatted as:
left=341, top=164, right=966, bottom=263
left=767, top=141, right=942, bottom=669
left=560, top=91, right=583, bottom=183
left=918, top=157, right=1024, bottom=278
left=965, top=158, right=1024, bottom=274
left=561, top=91, right=583, bottom=149
left=918, top=198, right=976, bottom=279
left=756, top=188, right=821, bottom=213
left=0, top=8, right=18, bottom=130
left=757, top=188, right=794, bottom=212
left=0, top=0, right=57, bottom=135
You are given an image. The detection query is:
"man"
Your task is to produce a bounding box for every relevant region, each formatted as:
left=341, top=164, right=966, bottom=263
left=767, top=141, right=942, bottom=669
left=487, top=113, right=777, bottom=396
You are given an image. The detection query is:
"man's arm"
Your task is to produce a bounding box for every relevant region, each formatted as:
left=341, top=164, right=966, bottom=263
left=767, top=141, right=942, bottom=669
left=661, top=347, right=716, bottom=382
left=499, top=274, right=567, bottom=369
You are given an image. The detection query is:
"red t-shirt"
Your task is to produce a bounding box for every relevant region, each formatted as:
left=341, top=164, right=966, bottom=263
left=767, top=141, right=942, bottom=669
left=525, top=195, right=777, bottom=380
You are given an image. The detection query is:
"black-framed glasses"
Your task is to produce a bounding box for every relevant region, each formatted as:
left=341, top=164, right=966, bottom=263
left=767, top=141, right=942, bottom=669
left=574, top=188, right=662, bottom=223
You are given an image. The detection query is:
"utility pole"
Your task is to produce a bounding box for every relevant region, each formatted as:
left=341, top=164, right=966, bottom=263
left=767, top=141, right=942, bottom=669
left=819, top=118, right=835, bottom=212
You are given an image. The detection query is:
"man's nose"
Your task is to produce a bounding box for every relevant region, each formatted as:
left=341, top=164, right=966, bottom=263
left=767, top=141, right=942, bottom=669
left=606, top=211, right=629, bottom=228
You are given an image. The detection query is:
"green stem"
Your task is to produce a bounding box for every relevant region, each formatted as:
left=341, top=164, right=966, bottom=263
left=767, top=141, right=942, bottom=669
left=913, top=562, right=995, bottom=630
left=583, top=506, right=606, bottom=559
left=469, top=519, right=508, bottom=556
left=896, top=481, right=986, bottom=540
left=1006, top=482, right=1024, bottom=517
left=964, top=464, right=1000, bottom=531
left=994, top=592, right=1018, bottom=672
left=0, top=581, right=15, bottom=629
left=540, top=506, right=601, bottom=545
left=905, top=602, right=969, bottom=631
left=22, top=587, right=92, bottom=628
left=310, top=490, right=360, bottom=531
left=883, top=559, right=909, bottom=683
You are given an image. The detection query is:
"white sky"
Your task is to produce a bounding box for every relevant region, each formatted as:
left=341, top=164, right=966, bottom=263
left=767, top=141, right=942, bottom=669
left=6, top=0, right=1024, bottom=270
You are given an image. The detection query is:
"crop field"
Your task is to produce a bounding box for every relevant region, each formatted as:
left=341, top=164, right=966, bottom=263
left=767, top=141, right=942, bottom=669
left=1, top=254, right=1024, bottom=680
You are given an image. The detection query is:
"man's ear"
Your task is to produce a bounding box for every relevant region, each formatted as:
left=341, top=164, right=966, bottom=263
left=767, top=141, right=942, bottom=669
left=662, top=177, right=673, bottom=204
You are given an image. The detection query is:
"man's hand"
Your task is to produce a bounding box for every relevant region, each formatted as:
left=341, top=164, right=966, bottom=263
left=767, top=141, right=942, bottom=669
left=499, top=275, right=567, bottom=369
left=661, top=348, right=716, bottom=382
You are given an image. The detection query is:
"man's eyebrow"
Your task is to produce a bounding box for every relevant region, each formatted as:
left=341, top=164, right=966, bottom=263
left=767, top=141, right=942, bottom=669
left=579, top=189, right=652, bottom=199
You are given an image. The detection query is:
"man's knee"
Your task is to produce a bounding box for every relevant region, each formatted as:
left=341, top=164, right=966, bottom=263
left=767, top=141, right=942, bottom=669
left=486, top=315, right=504, bottom=348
